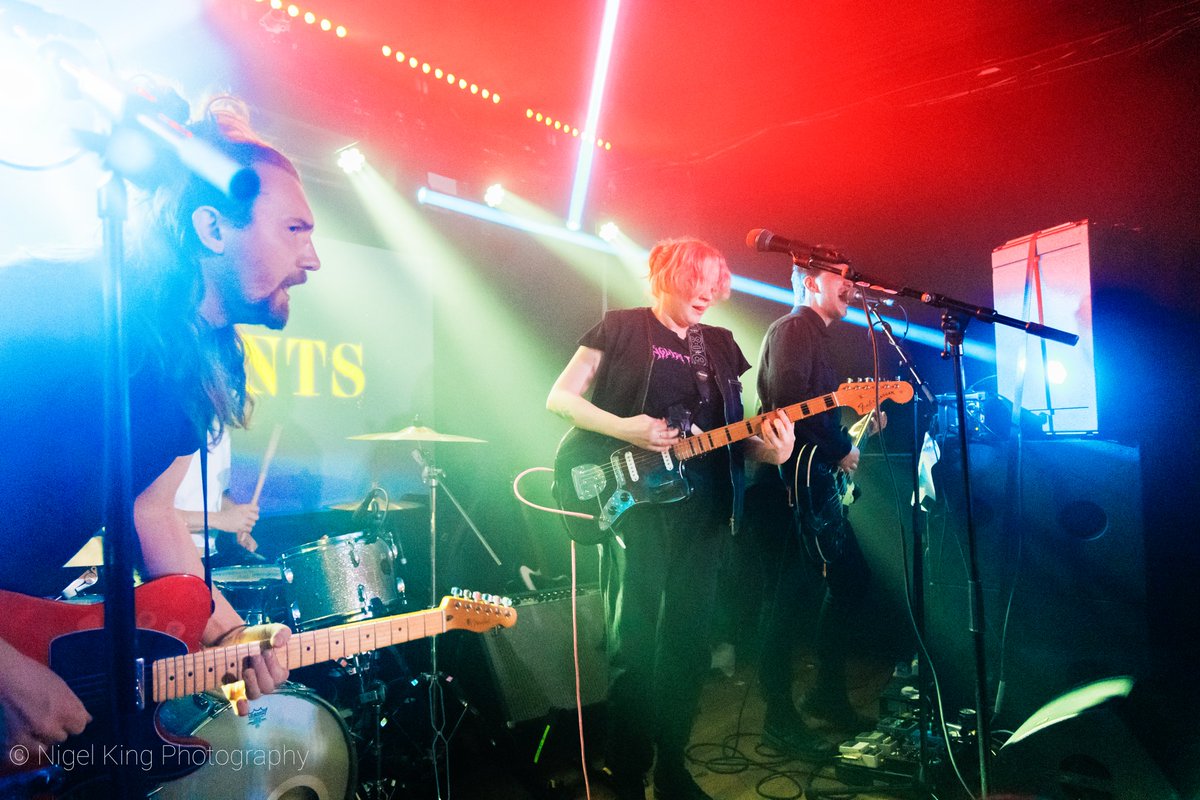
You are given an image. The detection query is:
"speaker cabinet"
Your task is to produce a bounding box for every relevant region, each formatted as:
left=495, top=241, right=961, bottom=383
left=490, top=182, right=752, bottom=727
left=843, top=451, right=920, bottom=659
left=924, top=438, right=1147, bottom=727
left=453, top=587, right=608, bottom=728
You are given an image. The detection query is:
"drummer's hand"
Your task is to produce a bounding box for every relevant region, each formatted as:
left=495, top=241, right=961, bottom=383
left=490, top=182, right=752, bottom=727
left=219, top=502, right=259, bottom=540
left=216, top=624, right=290, bottom=706
left=235, top=530, right=258, bottom=553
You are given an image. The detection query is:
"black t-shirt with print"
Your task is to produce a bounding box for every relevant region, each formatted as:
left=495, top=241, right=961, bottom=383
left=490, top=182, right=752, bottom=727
left=582, top=312, right=733, bottom=520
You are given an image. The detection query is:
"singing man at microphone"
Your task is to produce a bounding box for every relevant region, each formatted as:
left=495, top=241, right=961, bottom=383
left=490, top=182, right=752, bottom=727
left=743, top=246, right=886, bottom=754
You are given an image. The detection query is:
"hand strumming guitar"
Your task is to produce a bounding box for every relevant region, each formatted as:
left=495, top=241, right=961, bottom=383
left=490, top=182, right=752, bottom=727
left=0, top=640, right=91, bottom=762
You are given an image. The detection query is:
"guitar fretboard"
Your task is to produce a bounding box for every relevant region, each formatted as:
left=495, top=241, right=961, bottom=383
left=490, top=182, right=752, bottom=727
left=671, top=391, right=840, bottom=461
left=152, top=606, right=445, bottom=701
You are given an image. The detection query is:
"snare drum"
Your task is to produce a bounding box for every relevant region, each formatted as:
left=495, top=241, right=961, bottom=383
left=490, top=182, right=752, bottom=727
left=212, top=565, right=288, bottom=626
left=280, top=532, right=405, bottom=631
left=153, top=684, right=356, bottom=800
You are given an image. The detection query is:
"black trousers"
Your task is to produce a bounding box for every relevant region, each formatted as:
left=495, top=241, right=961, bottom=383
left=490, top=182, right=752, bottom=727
left=602, top=502, right=726, bottom=780
left=744, top=479, right=871, bottom=710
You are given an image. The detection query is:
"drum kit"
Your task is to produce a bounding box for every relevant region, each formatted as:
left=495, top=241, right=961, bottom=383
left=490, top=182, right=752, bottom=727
left=166, top=423, right=495, bottom=800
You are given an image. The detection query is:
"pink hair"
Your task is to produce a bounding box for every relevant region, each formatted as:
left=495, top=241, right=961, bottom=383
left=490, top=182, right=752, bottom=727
left=647, top=237, right=731, bottom=301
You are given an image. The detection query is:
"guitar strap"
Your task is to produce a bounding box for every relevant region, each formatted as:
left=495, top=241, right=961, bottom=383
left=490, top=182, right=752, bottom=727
left=200, top=439, right=215, bottom=613
left=686, top=324, right=713, bottom=408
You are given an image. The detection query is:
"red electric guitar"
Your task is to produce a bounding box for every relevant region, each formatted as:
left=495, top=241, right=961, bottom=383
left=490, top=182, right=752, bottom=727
left=0, top=576, right=515, bottom=797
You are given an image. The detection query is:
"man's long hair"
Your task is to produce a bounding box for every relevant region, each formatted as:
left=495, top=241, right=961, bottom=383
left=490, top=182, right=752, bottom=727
left=127, top=96, right=300, bottom=440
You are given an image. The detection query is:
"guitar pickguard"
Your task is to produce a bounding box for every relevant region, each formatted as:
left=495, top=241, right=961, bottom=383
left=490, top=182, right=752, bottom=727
left=570, top=461, right=608, bottom=501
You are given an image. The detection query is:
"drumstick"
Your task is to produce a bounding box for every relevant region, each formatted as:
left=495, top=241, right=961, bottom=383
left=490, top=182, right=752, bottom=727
left=250, top=424, right=283, bottom=505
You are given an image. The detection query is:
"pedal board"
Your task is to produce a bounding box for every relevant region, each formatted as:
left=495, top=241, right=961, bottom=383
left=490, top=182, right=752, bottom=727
left=833, top=712, right=945, bottom=789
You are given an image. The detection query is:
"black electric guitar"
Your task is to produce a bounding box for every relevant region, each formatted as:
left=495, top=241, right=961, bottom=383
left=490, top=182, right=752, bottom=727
left=793, top=381, right=914, bottom=565
left=0, top=576, right=515, bottom=798
left=553, top=381, right=913, bottom=545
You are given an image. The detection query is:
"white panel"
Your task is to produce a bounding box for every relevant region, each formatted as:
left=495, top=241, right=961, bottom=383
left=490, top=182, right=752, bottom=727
left=992, top=220, right=1098, bottom=433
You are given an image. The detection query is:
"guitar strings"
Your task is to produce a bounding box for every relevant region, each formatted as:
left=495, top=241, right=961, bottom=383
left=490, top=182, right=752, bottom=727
left=585, top=419, right=767, bottom=483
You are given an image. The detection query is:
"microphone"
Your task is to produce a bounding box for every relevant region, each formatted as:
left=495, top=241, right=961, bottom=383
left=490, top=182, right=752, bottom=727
left=851, top=288, right=896, bottom=307
left=746, top=228, right=850, bottom=265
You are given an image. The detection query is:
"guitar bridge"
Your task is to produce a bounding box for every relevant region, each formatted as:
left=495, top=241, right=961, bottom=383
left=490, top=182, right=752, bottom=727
left=570, top=463, right=607, bottom=501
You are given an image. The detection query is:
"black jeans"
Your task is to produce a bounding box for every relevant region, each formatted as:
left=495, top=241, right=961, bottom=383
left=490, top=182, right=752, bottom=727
left=746, top=479, right=871, bottom=711
left=602, top=502, right=726, bottom=780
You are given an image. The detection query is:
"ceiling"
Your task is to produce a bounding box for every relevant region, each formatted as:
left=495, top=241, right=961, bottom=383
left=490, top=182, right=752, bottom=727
left=201, top=0, right=1200, bottom=304
left=14, top=0, right=1196, bottom=306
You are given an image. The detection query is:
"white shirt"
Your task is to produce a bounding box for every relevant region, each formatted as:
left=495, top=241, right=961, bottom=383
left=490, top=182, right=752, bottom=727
left=175, top=431, right=232, bottom=552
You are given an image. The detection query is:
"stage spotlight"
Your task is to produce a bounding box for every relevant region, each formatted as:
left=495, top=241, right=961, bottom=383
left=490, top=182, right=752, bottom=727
left=598, top=222, right=620, bottom=242
left=286, top=4, right=299, bottom=17
left=1047, top=359, right=1067, bottom=385
left=304, top=11, right=315, bottom=24
left=484, top=183, right=505, bottom=208
left=382, top=45, right=392, bottom=57
left=335, top=25, right=346, bottom=37
left=336, top=146, right=365, bottom=174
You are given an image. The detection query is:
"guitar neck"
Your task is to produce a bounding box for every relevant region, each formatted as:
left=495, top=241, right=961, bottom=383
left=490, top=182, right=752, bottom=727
left=152, top=606, right=445, bottom=702
left=670, top=390, right=841, bottom=461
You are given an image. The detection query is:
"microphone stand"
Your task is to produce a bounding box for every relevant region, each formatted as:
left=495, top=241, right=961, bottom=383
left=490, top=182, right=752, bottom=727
left=33, top=38, right=263, bottom=798
left=806, top=259, right=1078, bottom=799
left=98, top=167, right=139, bottom=800
left=864, top=300, right=937, bottom=788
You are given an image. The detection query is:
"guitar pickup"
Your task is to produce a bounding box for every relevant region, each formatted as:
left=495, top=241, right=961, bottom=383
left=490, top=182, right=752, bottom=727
left=623, top=450, right=639, bottom=482
left=571, top=463, right=607, bottom=501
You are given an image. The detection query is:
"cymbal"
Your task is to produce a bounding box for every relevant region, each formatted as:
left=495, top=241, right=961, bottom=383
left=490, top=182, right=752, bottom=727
left=348, top=425, right=486, bottom=444
left=328, top=499, right=422, bottom=512
left=64, top=534, right=105, bottom=568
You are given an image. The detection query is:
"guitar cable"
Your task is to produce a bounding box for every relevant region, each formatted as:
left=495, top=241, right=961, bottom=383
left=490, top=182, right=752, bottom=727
left=511, top=466, right=627, bottom=551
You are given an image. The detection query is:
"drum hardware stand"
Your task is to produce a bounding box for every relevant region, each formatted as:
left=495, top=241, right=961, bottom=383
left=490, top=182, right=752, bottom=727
left=411, top=447, right=500, bottom=799
left=349, top=653, right=390, bottom=800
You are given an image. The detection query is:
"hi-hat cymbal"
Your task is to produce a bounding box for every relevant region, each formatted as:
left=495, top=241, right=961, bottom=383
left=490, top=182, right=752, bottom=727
left=348, top=425, right=486, bottom=443
left=327, top=499, right=422, bottom=512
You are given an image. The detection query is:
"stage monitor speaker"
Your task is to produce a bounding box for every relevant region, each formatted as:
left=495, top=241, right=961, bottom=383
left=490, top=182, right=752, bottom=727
left=454, top=587, right=608, bottom=728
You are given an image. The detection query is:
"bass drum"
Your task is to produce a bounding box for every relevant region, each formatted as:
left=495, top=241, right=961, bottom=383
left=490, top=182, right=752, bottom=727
left=152, top=684, right=356, bottom=800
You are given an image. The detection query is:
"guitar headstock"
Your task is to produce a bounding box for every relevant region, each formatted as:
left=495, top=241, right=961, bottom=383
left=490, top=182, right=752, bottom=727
left=440, top=591, right=518, bottom=632
left=835, top=380, right=914, bottom=413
